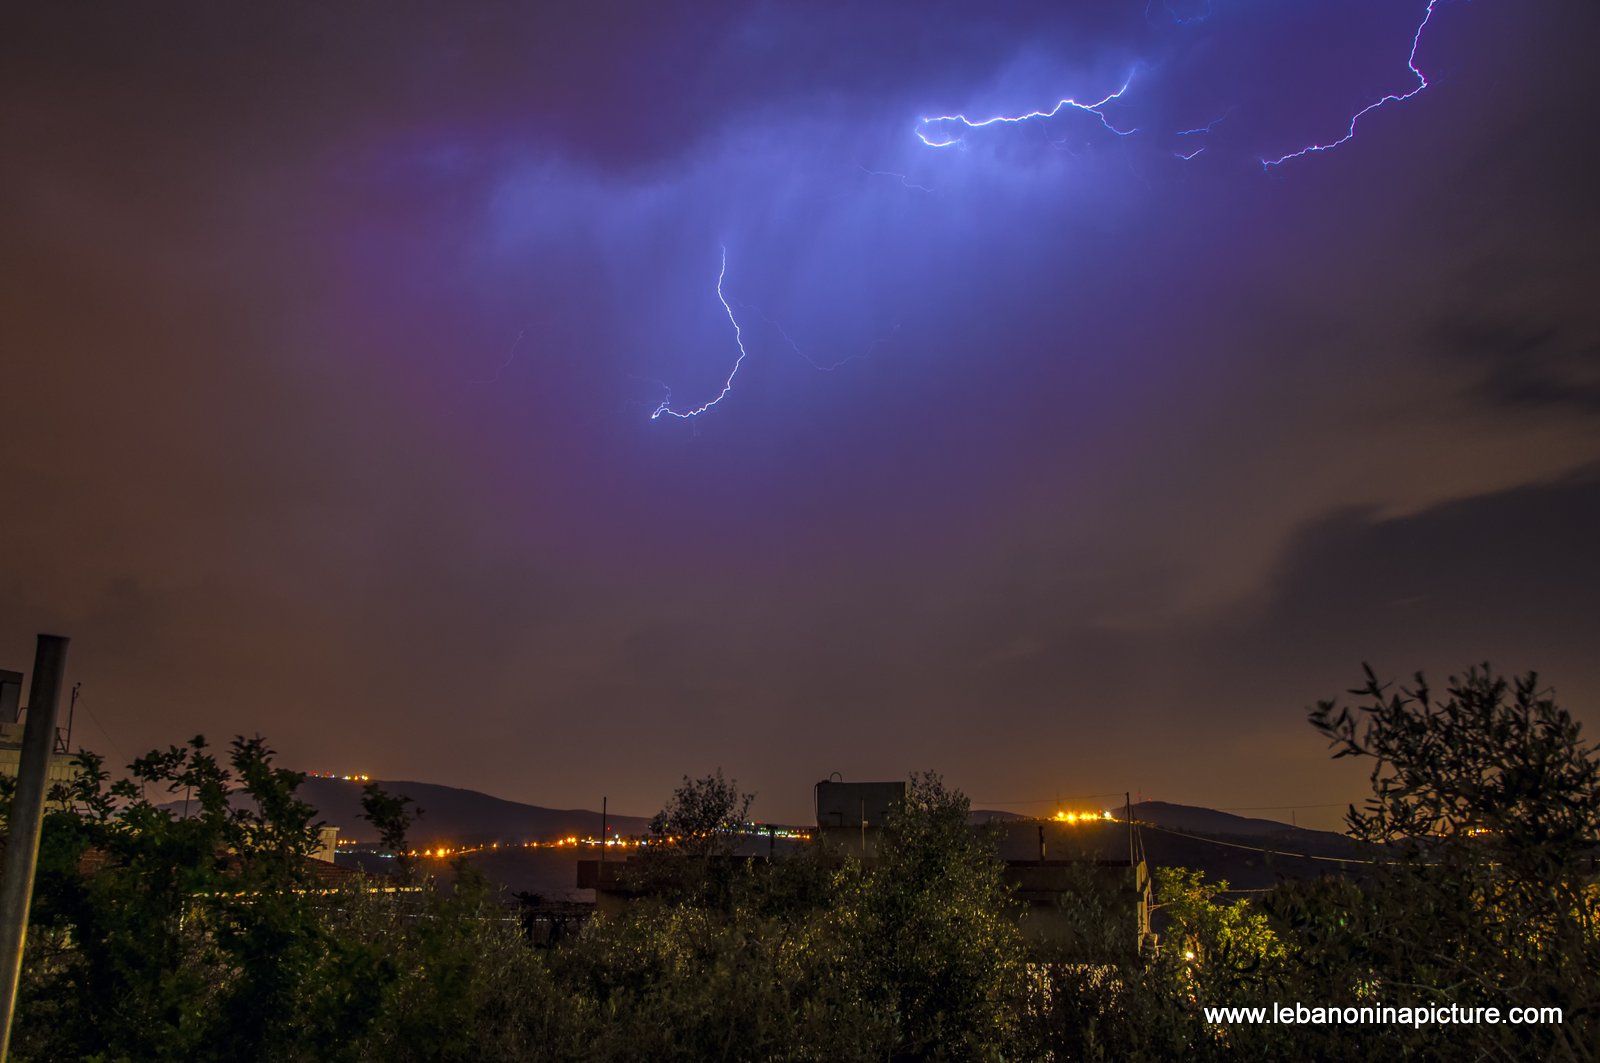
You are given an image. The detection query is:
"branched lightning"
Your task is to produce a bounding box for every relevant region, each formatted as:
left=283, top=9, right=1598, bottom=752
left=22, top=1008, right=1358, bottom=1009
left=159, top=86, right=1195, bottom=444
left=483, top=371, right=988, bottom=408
left=1176, top=109, right=1231, bottom=137
left=647, top=251, right=903, bottom=421
left=752, top=307, right=902, bottom=373
left=468, top=329, right=525, bottom=385
left=647, top=1, right=1459, bottom=422
left=1147, top=0, right=1213, bottom=27
left=1261, top=0, right=1439, bottom=168
left=649, top=247, right=749, bottom=421
left=916, top=76, right=1138, bottom=148
left=910, top=3, right=1444, bottom=167
left=857, top=164, right=935, bottom=193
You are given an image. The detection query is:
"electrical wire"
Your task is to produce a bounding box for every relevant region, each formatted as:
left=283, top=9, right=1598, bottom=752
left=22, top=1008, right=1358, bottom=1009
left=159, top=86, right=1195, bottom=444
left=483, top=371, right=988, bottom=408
left=1137, top=821, right=1377, bottom=865
left=971, top=791, right=1128, bottom=806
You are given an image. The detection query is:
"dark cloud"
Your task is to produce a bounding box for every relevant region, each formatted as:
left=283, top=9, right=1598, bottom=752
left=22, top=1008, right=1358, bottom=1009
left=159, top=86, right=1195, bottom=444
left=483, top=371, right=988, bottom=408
left=1435, top=316, right=1600, bottom=414
left=1262, top=467, right=1600, bottom=658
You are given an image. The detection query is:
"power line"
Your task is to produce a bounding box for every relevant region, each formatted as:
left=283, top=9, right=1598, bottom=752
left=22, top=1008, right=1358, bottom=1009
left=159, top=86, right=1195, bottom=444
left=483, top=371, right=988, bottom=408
left=1214, top=802, right=1350, bottom=812
left=974, top=795, right=1354, bottom=814
left=972, top=791, right=1127, bottom=806
left=1137, top=822, right=1377, bottom=866
left=73, top=693, right=130, bottom=769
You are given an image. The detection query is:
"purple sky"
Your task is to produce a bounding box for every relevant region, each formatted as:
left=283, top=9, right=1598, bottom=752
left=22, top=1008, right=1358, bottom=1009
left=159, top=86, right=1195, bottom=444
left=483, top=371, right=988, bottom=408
left=4, top=1, right=1598, bottom=829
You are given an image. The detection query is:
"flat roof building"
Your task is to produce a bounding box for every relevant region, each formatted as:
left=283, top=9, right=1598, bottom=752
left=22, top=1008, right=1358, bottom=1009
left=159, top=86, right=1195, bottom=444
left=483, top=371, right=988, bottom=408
left=813, top=778, right=905, bottom=857
left=0, top=666, right=82, bottom=800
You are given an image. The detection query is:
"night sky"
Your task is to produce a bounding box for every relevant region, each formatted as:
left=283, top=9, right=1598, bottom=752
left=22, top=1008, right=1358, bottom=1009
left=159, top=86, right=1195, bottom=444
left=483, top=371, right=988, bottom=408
left=4, top=1, right=1598, bottom=829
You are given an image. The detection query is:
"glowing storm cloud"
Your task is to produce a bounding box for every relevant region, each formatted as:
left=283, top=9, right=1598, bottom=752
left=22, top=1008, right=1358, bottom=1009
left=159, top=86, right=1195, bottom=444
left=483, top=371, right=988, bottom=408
left=648, top=1, right=1452, bottom=422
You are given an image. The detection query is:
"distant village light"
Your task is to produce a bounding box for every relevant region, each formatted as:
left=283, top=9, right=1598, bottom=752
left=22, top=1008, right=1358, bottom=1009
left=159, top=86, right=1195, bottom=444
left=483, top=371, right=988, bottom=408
left=1051, top=809, right=1113, bottom=824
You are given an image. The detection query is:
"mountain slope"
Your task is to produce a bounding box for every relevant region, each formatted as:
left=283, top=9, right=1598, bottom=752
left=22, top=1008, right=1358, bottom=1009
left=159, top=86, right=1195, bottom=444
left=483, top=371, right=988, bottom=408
left=1132, top=800, right=1353, bottom=846
left=162, top=776, right=652, bottom=847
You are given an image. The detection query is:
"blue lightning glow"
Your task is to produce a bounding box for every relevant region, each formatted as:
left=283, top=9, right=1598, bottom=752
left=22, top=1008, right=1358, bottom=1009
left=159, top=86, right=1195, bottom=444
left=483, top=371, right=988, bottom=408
left=755, top=309, right=902, bottom=373
left=647, top=254, right=902, bottom=421
left=649, top=247, right=749, bottom=421
left=1176, top=109, right=1230, bottom=137
left=857, top=164, right=935, bottom=193
left=469, top=329, right=524, bottom=386
left=1261, top=0, right=1439, bottom=168
left=1147, top=0, right=1213, bottom=28
left=916, top=76, right=1138, bottom=147
left=649, top=1, right=1460, bottom=422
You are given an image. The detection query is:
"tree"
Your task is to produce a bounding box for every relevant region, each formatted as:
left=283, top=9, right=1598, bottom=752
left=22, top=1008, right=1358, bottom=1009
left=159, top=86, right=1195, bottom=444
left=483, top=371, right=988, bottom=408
left=6, top=735, right=385, bottom=1060
left=1302, top=665, right=1600, bottom=1062
left=1311, top=664, right=1600, bottom=856
left=630, top=771, right=758, bottom=908
left=361, top=780, right=420, bottom=878
left=834, top=771, right=1029, bottom=1062
left=1155, top=867, right=1284, bottom=977
left=568, top=771, right=1032, bottom=1062
left=647, top=770, right=754, bottom=858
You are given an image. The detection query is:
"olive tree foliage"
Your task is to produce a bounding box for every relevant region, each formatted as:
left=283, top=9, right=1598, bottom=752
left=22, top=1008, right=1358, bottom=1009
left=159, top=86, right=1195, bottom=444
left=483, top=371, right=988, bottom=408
left=5, top=745, right=1045, bottom=1063
left=1155, top=867, right=1286, bottom=976
left=1311, top=664, right=1600, bottom=854
left=647, top=769, right=754, bottom=857
left=343, top=863, right=588, bottom=1063
left=628, top=769, right=758, bottom=908
left=4, top=736, right=358, bottom=1061
left=1032, top=665, right=1600, bottom=1063
left=0, top=735, right=576, bottom=1063
left=360, top=779, right=420, bottom=877
left=34, top=759, right=1025, bottom=1063
left=13, top=674, right=1587, bottom=1063
left=1297, top=665, right=1600, bottom=1062
left=842, top=770, right=1030, bottom=1061
left=566, top=770, right=1030, bottom=1063
left=1024, top=865, right=1294, bottom=1063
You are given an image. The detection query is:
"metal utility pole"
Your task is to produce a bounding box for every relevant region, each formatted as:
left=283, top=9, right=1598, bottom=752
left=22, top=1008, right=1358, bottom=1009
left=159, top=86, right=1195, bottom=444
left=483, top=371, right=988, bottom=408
left=0, top=635, right=69, bottom=1062
left=63, top=684, right=79, bottom=754
left=600, top=796, right=608, bottom=865
left=1125, top=791, right=1135, bottom=866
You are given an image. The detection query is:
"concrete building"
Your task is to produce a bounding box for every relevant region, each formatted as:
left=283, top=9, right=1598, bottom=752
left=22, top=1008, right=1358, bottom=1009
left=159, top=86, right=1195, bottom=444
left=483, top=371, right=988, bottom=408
left=813, top=778, right=905, bottom=857
left=992, top=819, right=1152, bottom=958
left=579, top=777, right=1152, bottom=960
left=0, top=668, right=82, bottom=801
left=311, top=825, right=340, bottom=863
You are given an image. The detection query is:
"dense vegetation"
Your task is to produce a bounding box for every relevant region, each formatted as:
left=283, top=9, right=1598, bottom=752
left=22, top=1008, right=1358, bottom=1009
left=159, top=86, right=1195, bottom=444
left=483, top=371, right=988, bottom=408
left=1, top=665, right=1596, bottom=1061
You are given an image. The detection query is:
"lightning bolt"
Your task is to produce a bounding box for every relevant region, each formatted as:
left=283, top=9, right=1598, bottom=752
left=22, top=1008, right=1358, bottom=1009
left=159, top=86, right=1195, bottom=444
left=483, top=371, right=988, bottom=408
left=1261, top=0, right=1439, bottom=168
left=1175, top=109, right=1231, bottom=137
left=646, top=2, right=1457, bottom=421
left=916, top=75, right=1139, bottom=148
left=649, top=247, right=749, bottom=421
left=856, top=164, right=935, bottom=193
left=468, top=328, right=525, bottom=385
left=1147, top=0, right=1212, bottom=28
left=912, top=3, right=1443, bottom=166
left=754, top=308, right=902, bottom=373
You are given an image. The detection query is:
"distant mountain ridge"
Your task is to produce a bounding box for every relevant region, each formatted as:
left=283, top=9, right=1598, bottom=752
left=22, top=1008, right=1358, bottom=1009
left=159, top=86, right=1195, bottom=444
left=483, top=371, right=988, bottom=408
left=161, top=776, right=652, bottom=847
left=1130, top=801, right=1353, bottom=845
left=163, top=779, right=1365, bottom=881
left=970, top=800, right=1369, bottom=888
left=972, top=801, right=1352, bottom=847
